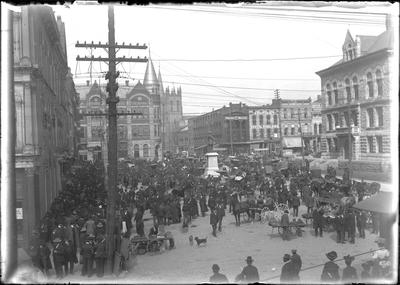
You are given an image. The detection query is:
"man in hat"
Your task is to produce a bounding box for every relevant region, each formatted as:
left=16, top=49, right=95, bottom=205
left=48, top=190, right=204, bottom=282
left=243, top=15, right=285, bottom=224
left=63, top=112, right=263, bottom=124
left=94, top=234, right=107, bottom=277
left=342, top=255, right=358, bottom=282
left=291, top=192, right=300, bottom=217
left=281, top=210, right=290, bottom=241
left=280, top=253, right=295, bottom=282
left=38, top=238, right=52, bottom=277
left=53, top=237, right=66, bottom=279
left=356, top=210, right=367, bottom=239
left=239, top=256, right=260, bottom=283
left=28, top=230, right=42, bottom=273
left=210, top=208, right=218, bottom=237
left=334, top=212, right=345, bottom=244
left=83, top=215, right=96, bottom=236
left=313, top=206, right=324, bottom=237
left=344, top=209, right=356, bottom=244
left=95, top=221, right=105, bottom=236
left=360, top=262, right=372, bottom=281
left=209, top=264, right=229, bottom=283
left=64, top=238, right=77, bottom=275
left=321, top=251, right=340, bottom=281
left=291, top=249, right=302, bottom=280
left=216, top=200, right=225, bottom=232
left=80, top=235, right=95, bottom=277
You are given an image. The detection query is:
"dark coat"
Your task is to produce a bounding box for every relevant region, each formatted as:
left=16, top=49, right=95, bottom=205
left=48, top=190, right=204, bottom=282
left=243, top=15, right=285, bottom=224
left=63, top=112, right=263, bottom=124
left=281, top=213, right=290, bottom=227
left=241, top=264, right=260, bottom=282
left=210, top=273, right=229, bottom=283
left=280, top=261, right=295, bottom=282
left=94, top=238, right=107, bottom=259
left=321, top=261, right=340, bottom=281
left=216, top=204, right=225, bottom=218
left=342, top=266, right=358, bottom=281
left=210, top=211, right=218, bottom=225
left=291, top=253, right=302, bottom=276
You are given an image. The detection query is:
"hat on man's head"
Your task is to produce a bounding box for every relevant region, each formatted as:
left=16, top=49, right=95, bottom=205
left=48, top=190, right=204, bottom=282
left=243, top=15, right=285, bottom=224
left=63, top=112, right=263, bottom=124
left=283, top=254, right=291, bottom=262
left=212, top=264, right=220, bottom=271
left=246, top=256, right=254, bottom=263
left=291, top=249, right=297, bottom=254
left=326, top=251, right=337, bottom=261
left=343, top=254, right=355, bottom=263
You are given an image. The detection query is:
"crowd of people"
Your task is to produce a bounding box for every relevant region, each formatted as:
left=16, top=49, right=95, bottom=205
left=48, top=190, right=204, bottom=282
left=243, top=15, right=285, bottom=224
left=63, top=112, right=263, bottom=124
left=25, top=153, right=394, bottom=283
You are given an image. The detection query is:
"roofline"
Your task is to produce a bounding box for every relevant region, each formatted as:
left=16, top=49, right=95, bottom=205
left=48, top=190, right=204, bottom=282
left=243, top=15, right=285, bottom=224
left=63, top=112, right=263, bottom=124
left=316, top=48, right=391, bottom=76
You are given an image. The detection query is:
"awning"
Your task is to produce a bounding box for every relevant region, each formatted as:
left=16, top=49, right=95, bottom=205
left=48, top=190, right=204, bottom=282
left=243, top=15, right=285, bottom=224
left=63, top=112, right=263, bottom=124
left=282, top=137, right=302, bottom=148
left=352, top=191, right=396, bottom=214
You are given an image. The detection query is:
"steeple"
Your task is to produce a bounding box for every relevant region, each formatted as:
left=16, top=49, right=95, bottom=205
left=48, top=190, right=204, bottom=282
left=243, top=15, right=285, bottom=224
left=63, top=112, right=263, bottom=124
left=143, top=48, right=159, bottom=95
left=158, top=64, right=164, bottom=96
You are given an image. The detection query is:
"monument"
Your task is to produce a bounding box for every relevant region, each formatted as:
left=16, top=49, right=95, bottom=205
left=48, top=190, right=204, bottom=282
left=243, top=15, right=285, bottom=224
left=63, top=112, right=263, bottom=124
left=204, top=152, right=220, bottom=177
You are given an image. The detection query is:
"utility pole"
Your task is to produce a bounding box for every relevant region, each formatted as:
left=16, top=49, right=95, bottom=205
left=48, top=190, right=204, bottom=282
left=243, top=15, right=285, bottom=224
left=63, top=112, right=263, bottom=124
left=229, top=106, right=234, bottom=155
left=75, top=5, right=147, bottom=274
left=347, top=100, right=352, bottom=181
left=298, top=111, right=305, bottom=166
left=274, top=89, right=282, bottom=156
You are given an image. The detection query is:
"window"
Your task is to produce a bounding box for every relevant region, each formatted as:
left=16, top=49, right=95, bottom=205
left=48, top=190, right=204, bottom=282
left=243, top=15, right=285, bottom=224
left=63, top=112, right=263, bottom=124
left=367, top=108, right=375, bottom=127
left=291, top=127, right=295, bottom=135
left=273, top=114, right=278, bottom=125
left=274, top=128, right=278, bottom=134
left=134, top=144, right=140, bottom=158
left=283, top=109, right=287, bottom=119
left=252, top=129, right=257, bottom=139
left=376, top=70, right=383, bottom=96
left=367, top=72, right=374, bottom=98
left=376, top=107, right=383, bottom=126
left=298, top=127, right=302, bottom=134
left=333, top=113, right=339, bottom=129
left=326, top=138, right=331, bottom=152
left=327, top=115, right=332, bottom=131
left=154, top=125, right=157, bottom=136
left=352, top=76, right=359, bottom=101
left=319, top=124, right=322, bottom=134
left=252, top=115, right=257, bottom=125
left=326, top=84, right=332, bottom=105
left=176, top=101, right=180, bottom=112
left=351, top=111, right=358, bottom=127
left=376, top=136, right=383, bottom=153
left=143, top=144, right=149, bottom=157
left=314, top=124, right=317, bottom=135
left=284, top=127, right=288, bottom=135
left=344, top=111, right=350, bottom=127
left=259, top=115, right=263, bottom=125
left=367, top=137, right=374, bottom=153
left=333, top=82, right=338, bottom=105
left=291, top=109, right=295, bottom=119
left=260, top=129, right=264, bottom=138
left=266, top=115, right=271, bottom=125
left=345, top=78, right=351, bottom=103
left=267, top=129, right=271, bottom=138
left=170, top=101, right=173, bottom=111
left=304, top=108, right=308, bottom=118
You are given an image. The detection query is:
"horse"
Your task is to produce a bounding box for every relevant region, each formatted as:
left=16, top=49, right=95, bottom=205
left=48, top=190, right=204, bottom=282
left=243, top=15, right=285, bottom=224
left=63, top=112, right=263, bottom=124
left=232, top=194, right=251, bottom=226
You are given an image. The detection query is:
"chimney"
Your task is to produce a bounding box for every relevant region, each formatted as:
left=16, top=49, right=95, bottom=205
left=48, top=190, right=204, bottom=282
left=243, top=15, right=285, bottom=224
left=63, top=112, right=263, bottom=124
left=86, top=80, right=90, bottom=86
left=125, top=80, right=129, bottom=86
left=385, top=14, right=393, bottom=30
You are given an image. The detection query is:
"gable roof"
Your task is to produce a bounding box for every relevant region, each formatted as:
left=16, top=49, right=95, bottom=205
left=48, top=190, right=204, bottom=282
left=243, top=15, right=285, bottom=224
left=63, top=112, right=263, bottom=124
left=86, top=80, right=106, bottom=98
left=366, top=28, right=394, bottom=54
left=127, top=81, right=150, bottom=97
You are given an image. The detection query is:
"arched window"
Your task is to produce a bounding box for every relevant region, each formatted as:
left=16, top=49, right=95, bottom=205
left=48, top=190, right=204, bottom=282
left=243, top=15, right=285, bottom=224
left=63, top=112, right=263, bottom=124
left=332, top=82, right=338, bottom=105
left=143, top=144, right=149, bottom=157
left=252, top=115, right=257, bottom=125
left=319, top=124, right=322, bottom=134
left=134, top=144, right=140, bottom=158
left=314, top=124, right=318, bottom=135
left=273, top=114, right=278, bottom=125
left=367, top=72, right=374, bottom=98
left=326, top=84, right=332, bottom=105
left=352, top=76, right=359, bottom=101
left=327, top=115, right=332, bottom=131
left=345, top=78, right=351, bottom=103
left=259, top=115, right=263, bottom=125
left=90, top=96, right=101, bottom=106
left=266, top=115, right=271, bottom=125
left=376, top=69, right=383, bottom=96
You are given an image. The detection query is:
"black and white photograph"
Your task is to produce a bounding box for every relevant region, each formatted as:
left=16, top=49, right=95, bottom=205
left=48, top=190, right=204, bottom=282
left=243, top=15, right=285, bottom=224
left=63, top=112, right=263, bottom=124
left=1, top=1, right=398, bottom=284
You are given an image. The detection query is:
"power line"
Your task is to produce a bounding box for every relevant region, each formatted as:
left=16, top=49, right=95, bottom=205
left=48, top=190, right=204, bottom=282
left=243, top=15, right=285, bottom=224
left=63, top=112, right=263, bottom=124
left=150, top=55, right=342, bottom=62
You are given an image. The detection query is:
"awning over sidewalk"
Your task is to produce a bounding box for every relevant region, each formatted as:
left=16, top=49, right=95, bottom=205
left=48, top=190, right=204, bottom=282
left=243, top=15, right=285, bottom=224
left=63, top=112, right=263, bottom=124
left=353, top=191, right=396, bottom=214
left=282, top=137, right=302, bottom=148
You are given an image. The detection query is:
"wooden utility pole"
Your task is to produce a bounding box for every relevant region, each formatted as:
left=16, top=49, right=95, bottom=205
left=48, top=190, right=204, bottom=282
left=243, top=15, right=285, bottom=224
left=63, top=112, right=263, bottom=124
left=274, top=89, right=282, bottom=155
left=298, top=111, right=305, bottom=166
left=75, top=5, right=147, bottom=274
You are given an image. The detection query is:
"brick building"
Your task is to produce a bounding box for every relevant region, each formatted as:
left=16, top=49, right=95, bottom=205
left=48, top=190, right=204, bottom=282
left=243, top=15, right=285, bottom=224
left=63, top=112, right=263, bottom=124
left=190, top=103, right=250, bottom=155
left=12, top=6, right=79, bottom=248
left=316, top=15, right=394, bottom=171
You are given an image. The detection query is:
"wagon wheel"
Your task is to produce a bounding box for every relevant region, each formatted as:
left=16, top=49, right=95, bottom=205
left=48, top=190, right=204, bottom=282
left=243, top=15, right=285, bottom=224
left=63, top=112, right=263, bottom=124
left=275, top=203, right=289, bottom=213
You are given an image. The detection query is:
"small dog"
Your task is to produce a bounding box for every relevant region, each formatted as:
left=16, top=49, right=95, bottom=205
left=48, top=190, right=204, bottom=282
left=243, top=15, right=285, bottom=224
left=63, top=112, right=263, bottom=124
left=189, top=235, right=194, bottom=246
left=194, top=237, right=207, bottom=247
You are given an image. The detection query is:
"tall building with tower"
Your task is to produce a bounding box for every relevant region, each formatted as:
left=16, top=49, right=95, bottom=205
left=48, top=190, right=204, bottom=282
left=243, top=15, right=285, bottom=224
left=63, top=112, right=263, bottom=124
left=77, top=57, right=182, bottom=160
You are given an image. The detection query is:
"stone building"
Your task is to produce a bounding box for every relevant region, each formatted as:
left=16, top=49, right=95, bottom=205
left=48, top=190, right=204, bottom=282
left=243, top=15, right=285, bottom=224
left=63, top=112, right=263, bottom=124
left=12, top=6, right=78, bottom=248
left=248, top=103, right=281, bottom=154
left=316, top=15, right=394, bottom=172
left=77, top=58, right=180, bottom=161
left=190, top=103, right=249, bottom=155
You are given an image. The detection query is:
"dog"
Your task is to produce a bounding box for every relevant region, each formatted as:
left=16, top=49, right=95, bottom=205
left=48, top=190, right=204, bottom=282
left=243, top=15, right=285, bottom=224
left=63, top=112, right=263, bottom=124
left=194, top=237, right=207, bottom=247
left=189, top=235, right=194, bottom=246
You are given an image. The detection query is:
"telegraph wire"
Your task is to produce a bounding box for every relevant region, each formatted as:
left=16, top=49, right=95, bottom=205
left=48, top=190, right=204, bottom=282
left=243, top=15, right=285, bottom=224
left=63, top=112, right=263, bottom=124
left=149, top=55, right=342, bottom=62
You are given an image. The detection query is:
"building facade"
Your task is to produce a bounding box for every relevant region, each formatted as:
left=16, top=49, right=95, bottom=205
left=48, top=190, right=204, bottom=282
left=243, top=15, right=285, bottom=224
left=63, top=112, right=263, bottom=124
left=273, top=98, right=313, bottom=154
left=13, top=6, right=78, bottom=248
left=311, top=95, right=323, bottom=153
left=248, top=103, right=281, bottom=154
left=190, top=103, right=250, bottom=155
left=77, top=58, right=180, bottom=161
left=316, top=16, right=394, bottom=169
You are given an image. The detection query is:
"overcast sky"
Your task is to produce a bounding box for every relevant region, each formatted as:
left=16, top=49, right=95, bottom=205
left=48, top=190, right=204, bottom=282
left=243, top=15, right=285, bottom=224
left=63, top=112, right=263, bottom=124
left=44, top=3, right=397, bottom=114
